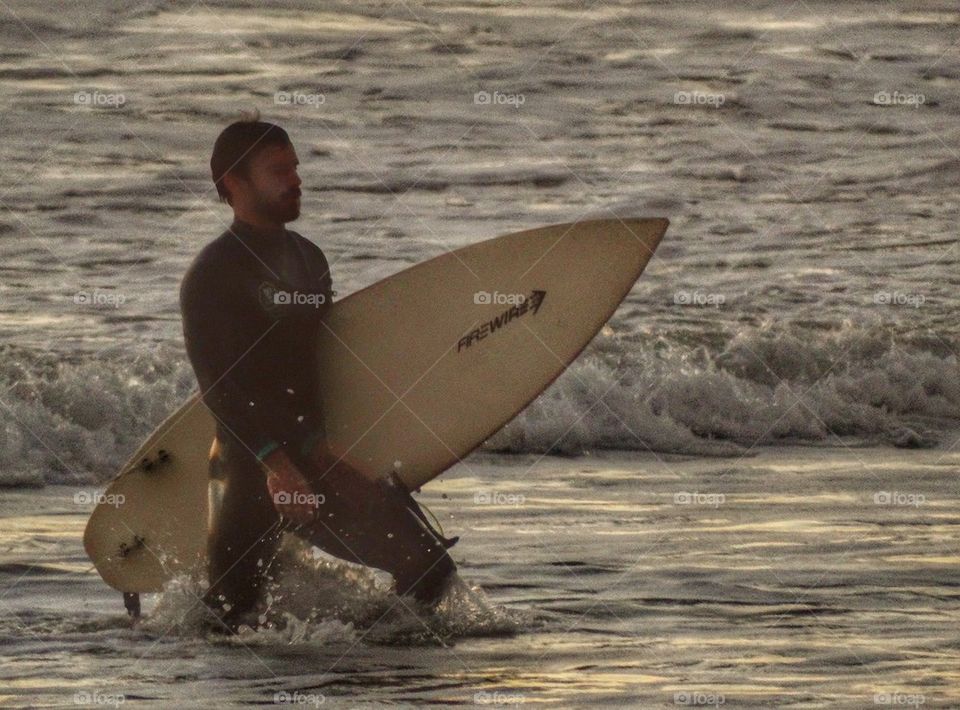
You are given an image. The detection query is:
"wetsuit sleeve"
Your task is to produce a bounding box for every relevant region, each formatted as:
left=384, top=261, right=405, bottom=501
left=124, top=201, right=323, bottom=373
left=292, top=232, right=335, bottom=306
left=180, top=256, right=285, bottom=460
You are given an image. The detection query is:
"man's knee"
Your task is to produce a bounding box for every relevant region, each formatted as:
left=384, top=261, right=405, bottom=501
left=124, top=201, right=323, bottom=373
left=297, top=466, right=458, bottom=603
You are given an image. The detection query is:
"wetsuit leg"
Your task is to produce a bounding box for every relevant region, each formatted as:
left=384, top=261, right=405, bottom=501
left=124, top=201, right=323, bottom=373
left=204, top=439, right=284, bottom=618
left=290, top=456, right=456, bottom=605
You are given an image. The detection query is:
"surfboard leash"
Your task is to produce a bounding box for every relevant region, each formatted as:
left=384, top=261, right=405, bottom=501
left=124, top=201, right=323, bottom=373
left=385, top=471, right=459, bottom=549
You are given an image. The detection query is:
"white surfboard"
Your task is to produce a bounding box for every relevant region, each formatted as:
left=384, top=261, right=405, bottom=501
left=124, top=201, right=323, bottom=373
left=84, top=218, right=668, bottom=593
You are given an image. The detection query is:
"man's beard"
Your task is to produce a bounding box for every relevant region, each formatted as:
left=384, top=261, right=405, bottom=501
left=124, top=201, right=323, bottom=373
left=259, top=194, right=300, bottom=224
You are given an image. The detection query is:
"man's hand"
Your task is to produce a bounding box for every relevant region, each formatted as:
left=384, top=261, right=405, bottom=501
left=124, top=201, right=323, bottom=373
left=262, top=449, right=322, bottom=526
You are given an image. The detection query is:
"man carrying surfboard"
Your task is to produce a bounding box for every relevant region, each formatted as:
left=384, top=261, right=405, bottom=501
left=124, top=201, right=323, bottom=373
left=180, top=116, right=456, bottom=630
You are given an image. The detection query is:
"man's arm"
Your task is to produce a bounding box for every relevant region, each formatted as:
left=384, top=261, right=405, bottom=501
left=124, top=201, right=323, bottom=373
left=180, top=255, right=287, bottom=460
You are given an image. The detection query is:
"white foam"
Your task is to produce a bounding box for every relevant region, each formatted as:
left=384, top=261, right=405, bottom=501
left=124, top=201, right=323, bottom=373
left=141, top=536, right=521, bottom=646
left=2, top=318, right=958, bottom=488
left=486, top=322, right=959, bottom=456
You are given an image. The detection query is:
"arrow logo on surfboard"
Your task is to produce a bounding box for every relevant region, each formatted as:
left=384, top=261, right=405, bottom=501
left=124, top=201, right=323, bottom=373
left=457, top=289, right=546, bottom=353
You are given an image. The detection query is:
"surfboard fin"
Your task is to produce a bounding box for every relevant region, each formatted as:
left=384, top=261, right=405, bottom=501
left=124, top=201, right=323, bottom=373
left=123, top=592, right=141, bottom=619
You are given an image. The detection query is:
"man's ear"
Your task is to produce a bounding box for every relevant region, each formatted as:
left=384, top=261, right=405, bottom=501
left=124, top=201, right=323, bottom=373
left=222, top=170, right=245, bottom=205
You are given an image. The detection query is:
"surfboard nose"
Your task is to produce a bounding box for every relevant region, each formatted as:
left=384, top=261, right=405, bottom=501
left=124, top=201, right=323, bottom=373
left=642, top=217, right=669, bottom=249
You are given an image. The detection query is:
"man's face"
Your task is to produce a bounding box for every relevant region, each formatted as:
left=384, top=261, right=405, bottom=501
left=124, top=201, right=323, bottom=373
left=234, top=141, right=302, bottom=224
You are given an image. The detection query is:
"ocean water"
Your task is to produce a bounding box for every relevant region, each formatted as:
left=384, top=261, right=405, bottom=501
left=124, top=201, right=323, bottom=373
left=3, top=449, right=958, bottom=707
left=0, top=0, right=958, bottom=707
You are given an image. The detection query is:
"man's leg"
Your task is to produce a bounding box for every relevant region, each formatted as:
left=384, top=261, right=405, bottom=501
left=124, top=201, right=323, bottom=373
left=204, top=439, right=284, bottom=621
left=291, top=456, right=456, bottom=605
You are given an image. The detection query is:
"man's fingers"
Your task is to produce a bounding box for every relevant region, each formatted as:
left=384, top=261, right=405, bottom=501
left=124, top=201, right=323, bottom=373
left=281, top=504, right=315, bottom=526
left=264, top=464, right=320, bottom=526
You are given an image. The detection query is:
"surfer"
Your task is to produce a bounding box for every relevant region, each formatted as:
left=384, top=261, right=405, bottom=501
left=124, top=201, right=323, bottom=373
left=179, top=115, right=457, bottom=630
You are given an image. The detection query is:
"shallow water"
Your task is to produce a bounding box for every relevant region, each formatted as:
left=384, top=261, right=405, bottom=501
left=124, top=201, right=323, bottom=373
left=2, top=447, right=958, bottom=707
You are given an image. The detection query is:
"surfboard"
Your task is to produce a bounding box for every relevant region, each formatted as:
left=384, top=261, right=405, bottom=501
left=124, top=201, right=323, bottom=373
left=84, top=218, right=668, bottom=593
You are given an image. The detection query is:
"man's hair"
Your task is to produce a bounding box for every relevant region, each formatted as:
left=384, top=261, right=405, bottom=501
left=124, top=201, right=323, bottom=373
left=210, top=113, right=291, bottom=204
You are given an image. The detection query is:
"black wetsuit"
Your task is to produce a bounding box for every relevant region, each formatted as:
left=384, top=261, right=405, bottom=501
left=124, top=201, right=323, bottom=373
left=180, top=219, right=332, bottom=615
left=180, top=219, right=455, bottom=619
left=181, top=219, right=332, bottom=459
